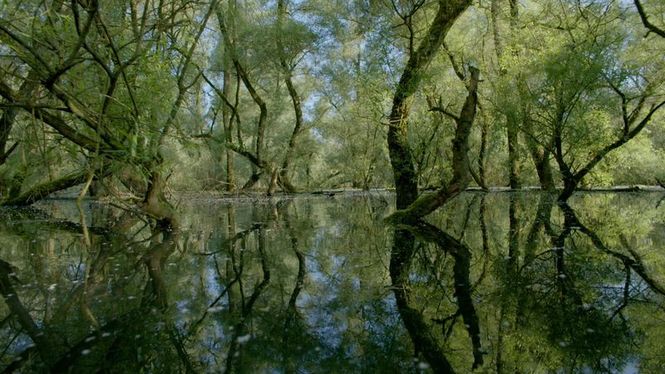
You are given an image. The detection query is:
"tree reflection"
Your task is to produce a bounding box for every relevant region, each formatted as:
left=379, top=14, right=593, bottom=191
left=390, top=216, right=485, bottom=373
left=0, top=208, right=187, bottom=372
left=389, top=192, right=665, bottom=372
left=0, top=193, right=664, bottom=372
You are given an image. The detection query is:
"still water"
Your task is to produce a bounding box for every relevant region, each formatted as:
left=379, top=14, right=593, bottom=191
left=0, top=192, right=663, bottom=373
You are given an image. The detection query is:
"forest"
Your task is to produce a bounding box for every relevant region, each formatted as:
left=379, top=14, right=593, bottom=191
left=0, top=0, right=663, bottom=224
left=1, top=0, right=665, bottom=373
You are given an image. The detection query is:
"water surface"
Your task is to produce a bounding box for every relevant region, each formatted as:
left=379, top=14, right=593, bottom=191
left=0, top=192, right=664, bottom=373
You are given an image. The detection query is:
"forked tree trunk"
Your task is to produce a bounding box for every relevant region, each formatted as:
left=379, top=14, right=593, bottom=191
left=387, top=0, right=472, bottom=210
left=526, top=139, right=555, bottom=191
left=390, top=65, right=480, bottom=222
left=553, top=95, right=664, bottom=201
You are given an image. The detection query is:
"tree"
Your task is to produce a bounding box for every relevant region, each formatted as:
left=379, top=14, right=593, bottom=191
left=386, top=0, right=473, bottom=218
left=0, top=0, right=663, bottom=214
left=497, top=0, right=664, bottom=199
left=276, top=0, right=306, bottom=192
left=0, top=0, right=220, bottom=227
left=491, top=0, right=522, bottom=189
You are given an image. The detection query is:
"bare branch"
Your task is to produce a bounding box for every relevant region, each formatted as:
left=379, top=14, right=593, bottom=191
left=442, top=41, right=466, bottom=81
left=634, top=0, right=665, bottom=38
left=429, top=106, right=461, bottom=121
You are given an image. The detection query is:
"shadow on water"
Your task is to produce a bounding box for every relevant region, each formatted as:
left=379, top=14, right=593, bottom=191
left=0, top=191, right=664, bottom=372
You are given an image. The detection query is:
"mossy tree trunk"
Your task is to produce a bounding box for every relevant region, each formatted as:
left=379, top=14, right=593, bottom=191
left=523, top=114, right=556, bottom=192
left=387, top=0, right=472, bottom=211
left=528, top=143, right=555, bottom=192
left=390, top=63, right=479, bottom=222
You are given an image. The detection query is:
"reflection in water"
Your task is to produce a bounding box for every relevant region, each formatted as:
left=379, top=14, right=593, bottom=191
left=390, top=220, right=484, bottom=373
left=0, top=192, right=664, bottom=372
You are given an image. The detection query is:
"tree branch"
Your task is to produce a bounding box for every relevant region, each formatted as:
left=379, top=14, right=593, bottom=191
left=429, top=106, right=461, bottom=121
left=634, top=0, right=665, bottom=38
left=0, top=80, right=103, bottom=152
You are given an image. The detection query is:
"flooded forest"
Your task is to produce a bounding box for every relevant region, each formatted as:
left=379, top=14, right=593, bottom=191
left=1, top=0, right=665, bottom=372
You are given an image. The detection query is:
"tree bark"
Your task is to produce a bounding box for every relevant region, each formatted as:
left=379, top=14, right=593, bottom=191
left=277, top=0, right=303, bottom=193
left=507, top=123, right=521, bottom=189
left=477, top=116, right=489, bottom=189
left=143, top=164, right=178, bottom=229
left=222, top=55, right=236, bottom=192
left=387, top=0, right=472, bottom=210
left=525, top=136, right=555, bottom=191
left=389, top=65, right=479, bottom=222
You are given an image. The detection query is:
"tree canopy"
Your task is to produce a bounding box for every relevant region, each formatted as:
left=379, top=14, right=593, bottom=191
left=0, top=0, right=664, bottom=221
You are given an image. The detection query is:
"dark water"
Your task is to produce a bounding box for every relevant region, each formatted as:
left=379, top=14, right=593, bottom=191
left=0, top=192, right=664, bottom=373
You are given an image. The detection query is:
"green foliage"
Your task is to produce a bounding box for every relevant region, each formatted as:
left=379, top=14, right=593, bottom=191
left=0, top=0, right=664, bottom=204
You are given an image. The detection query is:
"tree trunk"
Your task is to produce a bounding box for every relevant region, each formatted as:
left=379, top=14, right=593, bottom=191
left=242, top=169, right=262, bottom=191
left=222, top=57, right=236, bottom=192
left=526, top=139, right=555, bottom=191
left=218, top=8, right=276, bottom=194
left=2, top=169, right=92, bottom=206
left=507, top=123, right=521, bottom=189
left=143, top=164, right=178, bottom=229
left=477, top=116, right=489, bottom=189
left=277, top=0, right=303, bottom=193
left=267, top=165, right=279, bottom=196
left=387, top=0, right=472, bottom=210
left=389, top=65, right=479, bottom=222
left=492, top=0, right=521, bottom=189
